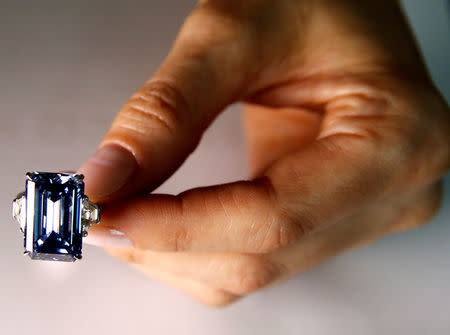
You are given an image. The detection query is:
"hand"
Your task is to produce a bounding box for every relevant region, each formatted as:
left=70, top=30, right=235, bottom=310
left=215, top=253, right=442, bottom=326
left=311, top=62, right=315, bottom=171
left=79, top=0, right=449, bottom=306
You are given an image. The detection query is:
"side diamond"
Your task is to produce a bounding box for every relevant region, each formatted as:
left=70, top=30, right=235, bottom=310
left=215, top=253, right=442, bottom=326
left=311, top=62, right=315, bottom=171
left=81, top=196, right=100, bottom=237
left=12, top=192, right=26, bottom=233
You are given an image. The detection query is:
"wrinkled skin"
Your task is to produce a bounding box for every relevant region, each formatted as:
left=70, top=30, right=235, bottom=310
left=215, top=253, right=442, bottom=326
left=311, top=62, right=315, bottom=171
left=79, top=0, right=449, bottom=306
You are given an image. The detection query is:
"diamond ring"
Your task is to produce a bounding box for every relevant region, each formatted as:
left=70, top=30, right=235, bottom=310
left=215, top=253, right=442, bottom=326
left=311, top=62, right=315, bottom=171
left=12, top=172, right=101, bottom=262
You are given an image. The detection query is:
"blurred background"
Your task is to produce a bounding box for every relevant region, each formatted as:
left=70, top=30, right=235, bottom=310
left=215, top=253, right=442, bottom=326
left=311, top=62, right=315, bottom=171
left=0, top=0, right=449, bottom=334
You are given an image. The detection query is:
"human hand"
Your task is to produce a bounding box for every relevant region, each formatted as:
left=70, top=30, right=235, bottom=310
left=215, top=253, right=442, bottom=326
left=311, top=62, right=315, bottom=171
left=79, top=0, right=449, bottom=306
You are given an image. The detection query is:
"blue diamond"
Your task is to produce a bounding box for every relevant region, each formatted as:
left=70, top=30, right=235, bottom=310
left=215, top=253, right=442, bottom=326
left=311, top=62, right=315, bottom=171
left=24, top=172, right=84, bottom=262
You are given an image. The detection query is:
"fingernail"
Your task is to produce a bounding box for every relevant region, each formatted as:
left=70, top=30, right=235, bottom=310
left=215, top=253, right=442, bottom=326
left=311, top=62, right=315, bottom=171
left=84, top=227, right=134, bottom=248
left=79, top=144, right=137, bottom=200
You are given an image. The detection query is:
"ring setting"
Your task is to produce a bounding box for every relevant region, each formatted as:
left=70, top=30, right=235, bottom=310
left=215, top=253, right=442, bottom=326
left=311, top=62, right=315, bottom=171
left=12, top=172, right=100, bottom=262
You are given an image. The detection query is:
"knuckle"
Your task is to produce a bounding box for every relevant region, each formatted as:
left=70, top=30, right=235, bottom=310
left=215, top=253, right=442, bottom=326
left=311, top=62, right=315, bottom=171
left=230, top=256, right=281, bottom=295
left=385, top=84, right=450, bottom=186
left=254, top=212, right=313, bottom=253
left=414, top=100, right=449, bottom=181
left=243, top=179, right=308, bottom=253
left=411, top=183, right=444, bottom=227
left=391, top=182, right=444, bottom=232
left=263, top=221, right=303, bottom=252
left=321, top=79, right=449, bottom=192
left=150, top=196, right=194, bottom=252
left=169, top=225, right=192, bottom=252
left=166, top=196, right=196, bottom=252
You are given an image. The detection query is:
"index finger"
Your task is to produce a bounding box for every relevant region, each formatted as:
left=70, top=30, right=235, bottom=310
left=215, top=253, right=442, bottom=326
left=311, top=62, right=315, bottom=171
left=84, top=130, right=396, bottom=253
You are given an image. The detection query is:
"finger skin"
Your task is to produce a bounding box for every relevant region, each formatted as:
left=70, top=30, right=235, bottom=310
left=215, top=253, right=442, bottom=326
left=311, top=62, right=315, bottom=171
left=80, top=0, right=441, bottom=202
left=78, top=2, right=267, bottom=202
left=80, top=0, right=450, bottom=306
left=244, top=104, right=321, bottom=177
left=124, top=256, right=240, bottom=307
left=109, top=249, right=281, bottom=296
left=98, top=182, right=443, bottom=306
left=92, top=79, right=448, bottom=254
left=93, top=178, right=302, bottom=253
left=132, top=264, right=240, bottom=308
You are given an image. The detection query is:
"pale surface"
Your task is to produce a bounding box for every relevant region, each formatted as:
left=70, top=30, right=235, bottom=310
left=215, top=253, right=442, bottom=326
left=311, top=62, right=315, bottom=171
left=0, top=1, right=449, bottom=334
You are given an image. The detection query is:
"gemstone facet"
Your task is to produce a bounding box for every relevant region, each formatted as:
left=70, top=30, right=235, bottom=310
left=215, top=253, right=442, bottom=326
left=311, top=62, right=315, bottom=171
left=24, top=172, right=85, bottom=262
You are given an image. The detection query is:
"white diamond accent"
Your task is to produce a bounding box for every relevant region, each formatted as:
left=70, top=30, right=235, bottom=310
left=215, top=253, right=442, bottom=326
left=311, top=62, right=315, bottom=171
left=12, top=192, right=26, bottom=233
left=81, top=197, right=100, bottom=237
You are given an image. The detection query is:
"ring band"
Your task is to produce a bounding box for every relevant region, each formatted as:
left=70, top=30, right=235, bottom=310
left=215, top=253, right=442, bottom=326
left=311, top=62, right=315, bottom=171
left=12, top=172, right=101, bottom=262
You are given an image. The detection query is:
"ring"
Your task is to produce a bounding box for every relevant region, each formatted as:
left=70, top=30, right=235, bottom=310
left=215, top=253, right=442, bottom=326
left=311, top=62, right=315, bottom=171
left=12, top=172, right=101, bottom=262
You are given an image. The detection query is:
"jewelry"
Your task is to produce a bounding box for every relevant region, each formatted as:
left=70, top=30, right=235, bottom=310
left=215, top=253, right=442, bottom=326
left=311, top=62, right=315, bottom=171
left=12, top=172, right=100, bottom=262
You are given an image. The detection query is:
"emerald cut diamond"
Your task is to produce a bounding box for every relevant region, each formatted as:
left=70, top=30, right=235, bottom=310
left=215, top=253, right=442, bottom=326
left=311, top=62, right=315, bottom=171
left=12, top=172, right=100, bottom=262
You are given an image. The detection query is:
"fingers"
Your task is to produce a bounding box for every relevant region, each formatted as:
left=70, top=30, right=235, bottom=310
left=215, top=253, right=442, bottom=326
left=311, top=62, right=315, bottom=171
left=79, top=3, right=446, bottom=255
left=119, top=253, right=240, bottom=307
left=86, top=178, right=302, bottom=253
left=110, top=249, right=282, bottom=296
left=243, top=103, right=321, bottom=177
left=98, top=180, right=443, bottom=302
left=103, top=216, right=382, bottom=299
left=132, top=263, right=240, bottom=307
left=85, top=77, right=431, bottom=254
left=86, top=128, right=397, bottom=253
left=78, top=5, right=259, bottom=202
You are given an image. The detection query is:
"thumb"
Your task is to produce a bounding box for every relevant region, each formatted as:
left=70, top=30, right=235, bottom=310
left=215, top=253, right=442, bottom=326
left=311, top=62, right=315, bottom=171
left=78, top=6, right=257, bottom=202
